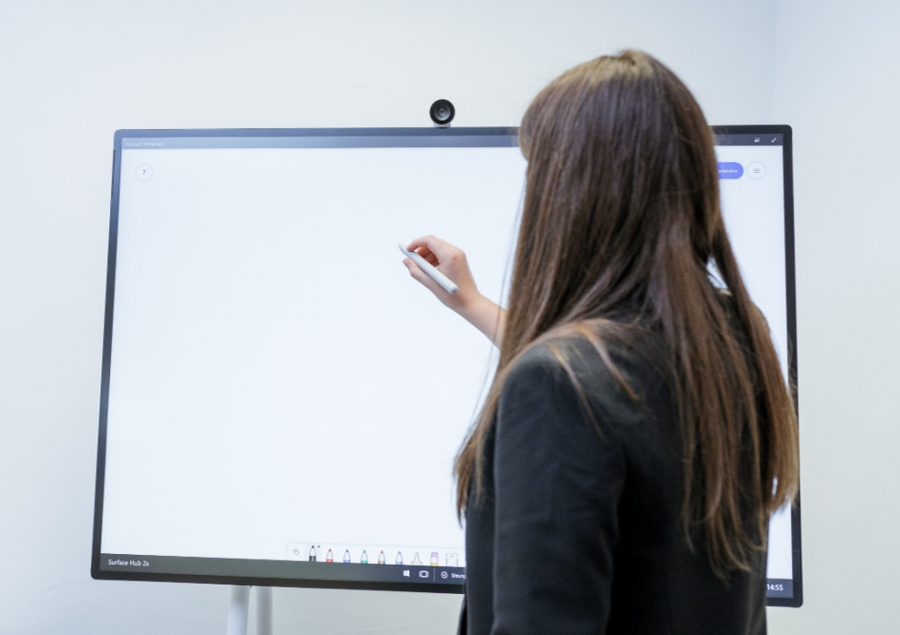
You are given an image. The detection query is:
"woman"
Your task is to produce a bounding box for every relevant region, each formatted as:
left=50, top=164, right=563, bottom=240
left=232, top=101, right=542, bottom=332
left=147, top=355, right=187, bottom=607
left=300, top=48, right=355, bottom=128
left=401, top=50, right=799, bottom=635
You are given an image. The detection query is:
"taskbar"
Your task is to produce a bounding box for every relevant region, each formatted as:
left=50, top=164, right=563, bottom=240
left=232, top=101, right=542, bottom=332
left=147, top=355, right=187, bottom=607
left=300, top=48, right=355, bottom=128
left=96, top=553, right=792, bottom=602
left=766, top=578, right=793, bottom=599
left=97, top=553, right=465, bottom=590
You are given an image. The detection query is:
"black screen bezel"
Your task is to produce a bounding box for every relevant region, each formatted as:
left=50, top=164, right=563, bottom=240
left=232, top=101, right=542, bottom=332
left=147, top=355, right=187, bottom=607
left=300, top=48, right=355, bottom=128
left=92, top=125, right=801, bottom=606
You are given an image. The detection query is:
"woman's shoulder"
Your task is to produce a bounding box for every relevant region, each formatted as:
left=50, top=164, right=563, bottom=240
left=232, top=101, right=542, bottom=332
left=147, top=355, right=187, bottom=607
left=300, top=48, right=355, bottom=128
left=503, top=327, right=673, bottom=436
left=510, top=325, right=668, bottom=390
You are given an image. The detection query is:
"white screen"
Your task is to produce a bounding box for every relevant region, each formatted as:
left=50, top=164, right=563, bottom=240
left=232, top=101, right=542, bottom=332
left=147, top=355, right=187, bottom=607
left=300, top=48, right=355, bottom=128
left=103, top=144, right=529, bottom=572
left=98, top=133, right=795, bottom=593
left=716, top=142, right=794, bottom=585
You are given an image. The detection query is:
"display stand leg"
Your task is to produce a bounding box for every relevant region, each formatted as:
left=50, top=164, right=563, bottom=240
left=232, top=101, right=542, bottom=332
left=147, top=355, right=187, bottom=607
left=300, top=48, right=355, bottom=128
left=226, top=586, right=274, bottom=635
left=226, top=586, right=251, bottom=635
left=257, top=587, right=274, bottom=635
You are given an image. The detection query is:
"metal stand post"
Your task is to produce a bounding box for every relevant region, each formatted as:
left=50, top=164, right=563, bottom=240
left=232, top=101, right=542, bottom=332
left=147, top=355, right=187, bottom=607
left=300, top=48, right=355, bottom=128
left=226, top=586, right=274, bottom=635
left=226, top=586, right=251, bottom=635
left=257, top=587, right=274, bottom=635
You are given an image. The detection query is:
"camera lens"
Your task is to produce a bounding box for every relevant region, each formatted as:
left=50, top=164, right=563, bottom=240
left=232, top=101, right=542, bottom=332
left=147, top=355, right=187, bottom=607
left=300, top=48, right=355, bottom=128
left=430, top=99, right=455, bottom=125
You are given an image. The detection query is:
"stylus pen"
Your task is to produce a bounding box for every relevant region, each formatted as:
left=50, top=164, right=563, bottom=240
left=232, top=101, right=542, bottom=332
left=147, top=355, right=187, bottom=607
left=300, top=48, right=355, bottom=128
left=398, top=243, right=459, bottom=295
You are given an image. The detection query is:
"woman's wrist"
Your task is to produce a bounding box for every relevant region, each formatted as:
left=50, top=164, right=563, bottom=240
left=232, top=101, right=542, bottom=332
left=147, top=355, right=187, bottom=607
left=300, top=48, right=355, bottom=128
left=455, top=292, right=484, bottom=321
left=458, top=294, right=505, bottom=347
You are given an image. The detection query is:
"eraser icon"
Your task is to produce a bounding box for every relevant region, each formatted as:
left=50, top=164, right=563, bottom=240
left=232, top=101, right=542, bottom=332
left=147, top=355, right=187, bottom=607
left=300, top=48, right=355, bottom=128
left=430, top=552, right=439, bottom=566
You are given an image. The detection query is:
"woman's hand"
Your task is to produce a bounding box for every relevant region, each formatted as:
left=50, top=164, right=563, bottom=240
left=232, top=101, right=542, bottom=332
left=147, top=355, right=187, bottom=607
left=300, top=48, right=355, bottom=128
left=401, top=235, right=506, bottom=347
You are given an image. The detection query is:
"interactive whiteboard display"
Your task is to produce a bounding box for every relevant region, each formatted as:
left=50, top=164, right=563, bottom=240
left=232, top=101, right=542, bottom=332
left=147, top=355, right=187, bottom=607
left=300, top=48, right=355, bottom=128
left=92, top=127, right=800, bottom=605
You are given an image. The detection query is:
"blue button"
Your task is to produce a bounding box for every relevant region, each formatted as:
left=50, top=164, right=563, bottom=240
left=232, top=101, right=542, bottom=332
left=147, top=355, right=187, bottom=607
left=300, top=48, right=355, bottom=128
left=717, top=162, right=743, bottom=179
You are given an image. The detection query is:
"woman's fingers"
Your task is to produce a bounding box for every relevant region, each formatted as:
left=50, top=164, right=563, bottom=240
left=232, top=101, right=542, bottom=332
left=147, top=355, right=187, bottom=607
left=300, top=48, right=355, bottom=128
left=401, top=235, right=482, bottom=315
left=407, top=235, right=454, bottom=263
left=412, top=245, right=438, bottom=264
left=403, top=258, right=443, bottom=295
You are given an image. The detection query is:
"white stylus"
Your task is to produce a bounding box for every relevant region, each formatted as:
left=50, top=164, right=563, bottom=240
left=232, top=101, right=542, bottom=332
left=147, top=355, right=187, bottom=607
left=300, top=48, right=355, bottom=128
left=398, top=243, right=459, bottom=295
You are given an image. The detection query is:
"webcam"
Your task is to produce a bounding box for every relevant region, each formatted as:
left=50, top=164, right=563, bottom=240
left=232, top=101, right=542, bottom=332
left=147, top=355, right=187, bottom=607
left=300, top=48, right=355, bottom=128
left=430, top=99, right=455, bottom=127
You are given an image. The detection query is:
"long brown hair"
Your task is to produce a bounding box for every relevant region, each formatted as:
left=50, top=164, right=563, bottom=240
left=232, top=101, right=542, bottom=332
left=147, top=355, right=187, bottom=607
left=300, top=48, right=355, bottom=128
left=454, top=50, right=799, bottom=577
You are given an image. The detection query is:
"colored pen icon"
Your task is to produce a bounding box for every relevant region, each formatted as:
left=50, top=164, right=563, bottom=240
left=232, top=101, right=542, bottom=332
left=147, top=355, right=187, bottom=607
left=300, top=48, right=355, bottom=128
left=343, top=550, right=351, bottom=563
left=326, top=549, right=334, bottom=563
left=378, top=551, right=386, bottom=564
left=395, top=551, right=403, bottom=565
left=411, top=552, right=423, bottom=565
left=430, top=552, right=439, bottom=566
left=309, top=546, right=317, bottom=562
left=361, top=550, right=368, bottom=564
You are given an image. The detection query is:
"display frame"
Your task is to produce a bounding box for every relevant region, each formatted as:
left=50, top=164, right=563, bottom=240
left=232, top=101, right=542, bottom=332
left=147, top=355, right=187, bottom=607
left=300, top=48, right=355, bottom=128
left=91, top=125, right=801, bottom=606
left=713, top=124, right=802, bottom=608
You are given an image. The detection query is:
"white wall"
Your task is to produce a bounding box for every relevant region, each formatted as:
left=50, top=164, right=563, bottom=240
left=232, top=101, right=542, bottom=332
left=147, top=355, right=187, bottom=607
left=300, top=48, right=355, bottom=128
left=3, top=0, right=896, bottom=633
left=765, top=1, right=900, bottom=634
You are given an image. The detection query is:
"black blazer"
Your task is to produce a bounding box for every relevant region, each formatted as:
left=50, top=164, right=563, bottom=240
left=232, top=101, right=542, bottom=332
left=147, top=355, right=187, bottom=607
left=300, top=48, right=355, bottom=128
left=459, top=335, right=767, bottom=635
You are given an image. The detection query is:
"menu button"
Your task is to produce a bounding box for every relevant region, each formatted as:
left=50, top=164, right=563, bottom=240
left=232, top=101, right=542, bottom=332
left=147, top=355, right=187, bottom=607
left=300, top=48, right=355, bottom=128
left=746, top=162, right=767, bottom=180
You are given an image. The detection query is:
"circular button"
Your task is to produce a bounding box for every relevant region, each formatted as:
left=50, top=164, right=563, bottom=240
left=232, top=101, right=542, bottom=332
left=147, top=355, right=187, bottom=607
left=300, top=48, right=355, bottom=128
left=135, top=164, right=153, bottom=181
left=746, top=162, right=766, bottom=180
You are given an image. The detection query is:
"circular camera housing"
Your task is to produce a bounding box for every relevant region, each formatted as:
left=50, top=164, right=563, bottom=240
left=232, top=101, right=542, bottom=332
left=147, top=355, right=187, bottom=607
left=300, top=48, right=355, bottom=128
left=430, top=99, right=455, bottom=127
